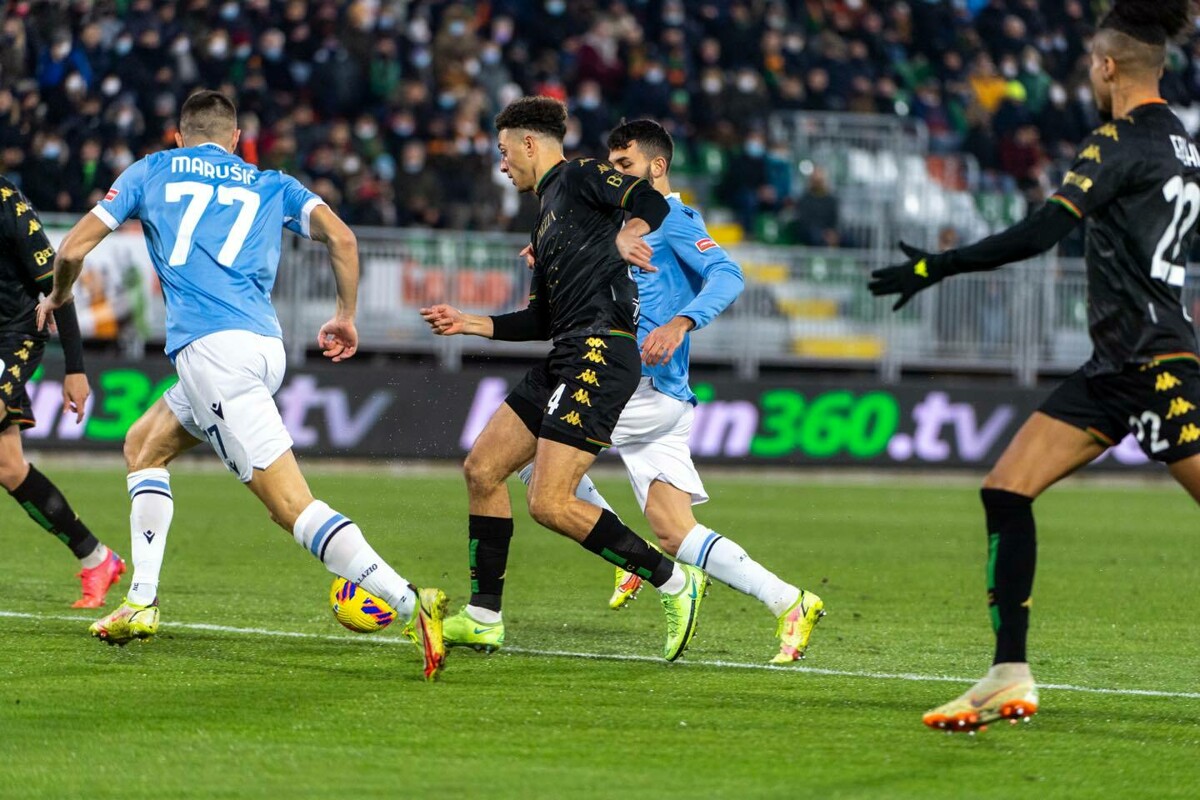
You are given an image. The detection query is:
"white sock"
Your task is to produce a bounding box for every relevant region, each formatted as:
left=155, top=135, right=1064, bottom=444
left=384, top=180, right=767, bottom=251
left=676, top=524, right=800, bottom=616
left=658, top=564, right=686, bottom=595
left=79, top=543, right=108, bottom=569
left=126, top=468, right=173, bottom=605
left=465, top=604, right=501, bottom=624
left=293, top=500, right=417, bottom=620
left=518, top=465, right=617, bottom=515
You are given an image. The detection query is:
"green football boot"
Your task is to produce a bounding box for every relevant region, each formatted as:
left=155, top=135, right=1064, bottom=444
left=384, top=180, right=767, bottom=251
left=660, top=564, right=709, bottom=662
left=90, top=596, right=159, bottom=646
left=442, top=608, right=505, bottom=653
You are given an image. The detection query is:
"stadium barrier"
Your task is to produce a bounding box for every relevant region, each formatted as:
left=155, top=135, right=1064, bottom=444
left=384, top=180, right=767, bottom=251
left=41, top=219, right=1200, bottom=387
left=21, top=358, right=1167, bottom=472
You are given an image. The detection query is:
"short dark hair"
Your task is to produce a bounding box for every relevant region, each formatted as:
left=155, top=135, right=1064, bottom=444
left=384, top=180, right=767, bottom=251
left=1099, top=0, right=1189, bottom=46
left=179, top=90, right=237, bottom=140
left=494, top=96, right=567, bottom=141
left=607, top=119, right=674, bottom=167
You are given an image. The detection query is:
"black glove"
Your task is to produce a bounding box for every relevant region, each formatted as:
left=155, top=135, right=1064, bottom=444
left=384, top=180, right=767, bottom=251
left=868, top=242, right=950, bottom=311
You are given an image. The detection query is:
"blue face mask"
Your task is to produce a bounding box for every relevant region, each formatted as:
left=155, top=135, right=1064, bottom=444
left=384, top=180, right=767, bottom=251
left=546, top=0, right=566, bottom=15
left=115, top=38, right=132, bottom=55
left=745, top=141, right=765, bottom=157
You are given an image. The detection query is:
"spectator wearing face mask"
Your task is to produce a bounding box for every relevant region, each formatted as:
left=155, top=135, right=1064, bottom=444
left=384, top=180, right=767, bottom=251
left=22, top=134, right=69, bottom=212
left=719, top=131, right=775, bottom=233
left=789, top=167, right=841, bottom=248
left=625, top=58, right=672, bottom=119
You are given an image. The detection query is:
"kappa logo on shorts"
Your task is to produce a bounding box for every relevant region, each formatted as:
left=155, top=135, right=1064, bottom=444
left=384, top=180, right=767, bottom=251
left=572, top=388, right=592, bottom=406
left=7, top=364, right=19, bottom=379
left=582, top=349, right=607, bottom=365
left=0, top=382, right=12, bottom=397
left=584, top=337, right=608, bottom=349
left=576, top=370, right=599, bottom=386
left=560, top=410, right=583, bottom=427
left=1155, top=372, right=1182, bottom=392
left=14, top=347, right=29, bottom=362
left=1179, top=423, right=1200, bottom=445
left=1166, top=397, right=1197, bottom=419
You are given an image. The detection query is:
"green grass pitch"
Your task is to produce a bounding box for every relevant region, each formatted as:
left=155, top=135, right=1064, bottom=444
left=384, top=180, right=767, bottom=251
left=0, top=464, right=1196, bottom=799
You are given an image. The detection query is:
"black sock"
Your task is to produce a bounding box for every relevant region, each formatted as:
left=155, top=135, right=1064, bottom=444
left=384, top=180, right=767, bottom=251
left=981, top=488, right=1037, bottom=664
left=9, top=464, right=100, bottom=560
left=581, top=509, right=674, bottom=588
left=468, top=515, right=513, bottom=612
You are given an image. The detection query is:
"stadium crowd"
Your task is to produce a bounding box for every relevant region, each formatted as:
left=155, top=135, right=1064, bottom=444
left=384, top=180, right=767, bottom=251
left=3, top=0, right=1200, bottom=242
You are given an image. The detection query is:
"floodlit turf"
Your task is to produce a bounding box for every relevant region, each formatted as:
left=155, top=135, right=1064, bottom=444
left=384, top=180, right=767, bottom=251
left=0, top=464, right=1196, bottom=799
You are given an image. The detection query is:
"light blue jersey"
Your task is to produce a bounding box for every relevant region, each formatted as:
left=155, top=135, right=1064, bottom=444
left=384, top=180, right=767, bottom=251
left=638, top=194, right=744, bottom=404
left=92, top=143, right=324, bottom=358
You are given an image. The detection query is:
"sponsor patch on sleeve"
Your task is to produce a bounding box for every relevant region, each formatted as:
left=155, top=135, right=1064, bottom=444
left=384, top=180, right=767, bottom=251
left=695, top=237, right=718, bottom=252
left=104, top=188, right=120, bottom=202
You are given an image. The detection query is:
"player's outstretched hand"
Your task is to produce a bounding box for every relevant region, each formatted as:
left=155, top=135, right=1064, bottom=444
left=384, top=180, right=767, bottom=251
left=519, top=243, right=535, bottom=271
left=615, top=227, right=657, bottom=272
left=318, top=316, right=358, bottom=362
left=868, top=242, right=947, bottom=311
left=642, top=316, right=693, bottom=366
left=62, top=373, right=90, bottom=424
left=420, top=304, right=467, bottom=336
left=35, top=294, right=67, bottom=333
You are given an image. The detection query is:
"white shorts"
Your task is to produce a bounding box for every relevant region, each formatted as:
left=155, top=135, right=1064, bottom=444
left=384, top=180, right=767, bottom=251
left=164, top=330, right=293, bottom=483
left=611, top=377, right=708, bottom=511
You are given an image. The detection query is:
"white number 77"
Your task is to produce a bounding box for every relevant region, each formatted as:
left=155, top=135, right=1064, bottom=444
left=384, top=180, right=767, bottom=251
left=164, top=181, right=261, bottom=267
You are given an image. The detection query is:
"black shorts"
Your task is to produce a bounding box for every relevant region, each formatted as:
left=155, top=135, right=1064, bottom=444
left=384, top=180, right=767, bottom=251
left=1039, top=354, right=1200, bottom=464
left=0, top=333, right=45, bottom=433
left=505, top=332, right=642, bottom=454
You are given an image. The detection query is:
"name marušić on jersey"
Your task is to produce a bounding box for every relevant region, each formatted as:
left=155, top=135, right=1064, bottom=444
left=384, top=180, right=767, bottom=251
left=169, top=155, right=258, bottom=185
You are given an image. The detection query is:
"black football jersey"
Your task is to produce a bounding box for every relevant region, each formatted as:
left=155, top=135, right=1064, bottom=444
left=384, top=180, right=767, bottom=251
left=0, top=177, right=56, bottom=336
left=1050, top=102, right=1200, bottom=376
left=527, top=158, right=660, bottom=340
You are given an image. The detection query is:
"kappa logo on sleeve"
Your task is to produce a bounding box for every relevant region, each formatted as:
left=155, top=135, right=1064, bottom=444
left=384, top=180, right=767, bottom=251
left=104, top=188, right=119, bottom=202
left=695, top=237, right=718, bottom=252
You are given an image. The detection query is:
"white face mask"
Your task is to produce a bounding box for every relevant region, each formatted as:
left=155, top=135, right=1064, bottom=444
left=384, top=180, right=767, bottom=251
left=737, top=74, right=757, bottom=93
left=703, top=77, right=722, bottom=95
left=1049, top=85, right=1067, bottom=105
left=102, top=77, right=121, bottom=96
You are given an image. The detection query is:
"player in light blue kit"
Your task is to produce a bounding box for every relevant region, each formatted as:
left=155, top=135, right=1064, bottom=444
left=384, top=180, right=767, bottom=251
left=515, top=120, right=822, bottom=663
left=37, top=91, right=448, bottom=679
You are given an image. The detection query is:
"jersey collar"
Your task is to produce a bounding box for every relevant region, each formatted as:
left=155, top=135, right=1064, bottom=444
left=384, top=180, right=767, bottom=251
left=195, top=142, right=230, bottom=153
left=535, top=159, right=567, bottom=196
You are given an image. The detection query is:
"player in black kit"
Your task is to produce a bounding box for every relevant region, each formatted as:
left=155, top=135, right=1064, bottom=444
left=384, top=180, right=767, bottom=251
left=421, top=97, right=709, bottom=662
left=870, top=0, right=1200, bottom=732
left=0, top=176, right=125, bottom=607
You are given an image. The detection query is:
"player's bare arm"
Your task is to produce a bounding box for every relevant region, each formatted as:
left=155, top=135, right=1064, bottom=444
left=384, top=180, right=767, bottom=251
left=36, top=212, right=112, bottom=329
left=420, top=304, right=495, bottom=338
left=615, top=218, right=656, bottom=272
left=308, top=204, right=359, bottom=362
left=641, top=315, right=695, bottom=367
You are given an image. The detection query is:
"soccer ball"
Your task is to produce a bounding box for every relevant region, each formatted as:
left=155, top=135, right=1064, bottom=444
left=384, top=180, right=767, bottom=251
left=329, top=578, right=396, bottom=633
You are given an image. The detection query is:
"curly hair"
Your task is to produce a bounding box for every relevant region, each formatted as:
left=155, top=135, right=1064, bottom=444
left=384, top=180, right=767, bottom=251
left=607, top=118, right=674, bottom=167
left=1099, top=0, right=1191, bottom=45
left=494, top=96, right=567, bottom=141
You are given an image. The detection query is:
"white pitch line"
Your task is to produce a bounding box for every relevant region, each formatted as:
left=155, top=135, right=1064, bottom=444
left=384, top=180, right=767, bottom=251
left=2, top=609, right=1197, bottom=700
